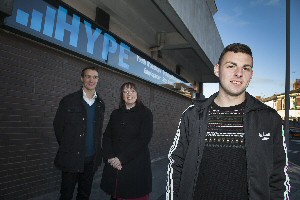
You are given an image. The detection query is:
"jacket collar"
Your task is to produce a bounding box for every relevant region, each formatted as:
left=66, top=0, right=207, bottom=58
left=78, top=88, right=104, bottom=106
left=244, top=92, right=269, bottom=113
left=195, top=92, right=268, bottom=113
left=120, top=104, right=142, bottom=113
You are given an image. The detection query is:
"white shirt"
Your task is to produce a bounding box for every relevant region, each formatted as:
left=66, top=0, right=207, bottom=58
left=82, top=89, right=97, bottom=106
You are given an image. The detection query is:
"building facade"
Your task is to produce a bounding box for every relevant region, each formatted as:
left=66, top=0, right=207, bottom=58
left=261, top=79, right=300, bottom=121
left=0, top=0, right=223, bottom=199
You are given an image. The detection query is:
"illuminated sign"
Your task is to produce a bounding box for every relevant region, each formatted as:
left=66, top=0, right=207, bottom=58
left=3, top=0, right=192, bottom=90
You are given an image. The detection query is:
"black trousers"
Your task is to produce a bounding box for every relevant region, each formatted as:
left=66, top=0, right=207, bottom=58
left=59, top=156, right=95, bottom=200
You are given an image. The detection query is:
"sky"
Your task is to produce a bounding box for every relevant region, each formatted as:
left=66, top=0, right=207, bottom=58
left=203, top=0, right=300, bottom=98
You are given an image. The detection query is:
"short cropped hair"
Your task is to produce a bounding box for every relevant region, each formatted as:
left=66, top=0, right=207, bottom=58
left=81, top=66, right=99, bottom=78
left=218, top=43, right=253, bottom=65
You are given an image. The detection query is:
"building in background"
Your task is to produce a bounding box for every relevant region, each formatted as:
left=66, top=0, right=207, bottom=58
left=260, top=79, right=300, bottom=121
left=0, top=0, right=223, bottom=199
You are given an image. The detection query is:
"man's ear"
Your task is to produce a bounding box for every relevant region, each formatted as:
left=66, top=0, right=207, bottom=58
left=214, top=64, right=220, bottom=77
left=81, top=77, right=83, bottom=83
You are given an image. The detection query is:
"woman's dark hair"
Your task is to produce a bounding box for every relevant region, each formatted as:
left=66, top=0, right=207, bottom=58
left=218, top=43, right=253, bottom=65
left=119, top=82, right=144, bottom=108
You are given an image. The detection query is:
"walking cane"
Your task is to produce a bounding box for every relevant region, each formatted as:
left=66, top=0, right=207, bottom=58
left=113, top=169, right=119, bottom=200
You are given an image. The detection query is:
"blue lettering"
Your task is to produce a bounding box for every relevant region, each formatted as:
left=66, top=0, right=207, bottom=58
left=43, top=6, right=56, bottom=37
left=102, top=33, right=117, bottom=61
left=30, top=10, right=43, bottom=32
left=84, top=21, right=102, bottom=54
left=16, top=9, right=29, bottom=26
left=55, top=6, right=80, bottom=47
left=118, top=43, right=130, bottom=69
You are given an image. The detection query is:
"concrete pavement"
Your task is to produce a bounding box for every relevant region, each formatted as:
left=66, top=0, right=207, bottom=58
left=288, top=161, right=300, bottom=199
left=30, top=157, right=300, bottom=200
left=29, top=157, right=169, bottom=200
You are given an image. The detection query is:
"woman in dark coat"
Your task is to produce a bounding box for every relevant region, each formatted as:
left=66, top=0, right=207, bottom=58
left=100, top=82, right=153, bottom=200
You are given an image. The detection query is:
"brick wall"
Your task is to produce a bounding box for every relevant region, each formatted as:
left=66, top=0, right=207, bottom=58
left=0, top=29, right=191, bottom=199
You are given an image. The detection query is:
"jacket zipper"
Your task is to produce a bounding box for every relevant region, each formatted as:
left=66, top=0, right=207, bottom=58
left=244, top=112, right=251, bottom=199
left=191, top=110, right=207, bottom=199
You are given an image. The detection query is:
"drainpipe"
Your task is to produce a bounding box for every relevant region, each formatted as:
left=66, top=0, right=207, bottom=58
left=284, top=0, right=290, bottom=149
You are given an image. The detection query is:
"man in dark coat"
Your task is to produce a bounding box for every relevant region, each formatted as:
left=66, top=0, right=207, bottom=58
left=53, top=66, right=105, bottom=200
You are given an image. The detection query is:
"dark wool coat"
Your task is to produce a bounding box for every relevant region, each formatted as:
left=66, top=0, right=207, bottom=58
left=53, top=89, right=105, bottom=172
left=100, top=105, right=153, bottom=198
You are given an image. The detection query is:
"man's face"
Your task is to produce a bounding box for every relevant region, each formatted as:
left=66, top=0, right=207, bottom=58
left=81, top=69, right=99, bottom=92
left=214, top=51, right=253, bottom=97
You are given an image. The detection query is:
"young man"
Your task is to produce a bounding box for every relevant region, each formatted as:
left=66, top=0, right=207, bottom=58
left=53, top=66, right=105, bottom=200
left=166, top=43, right=289, bottom=200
